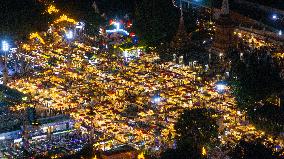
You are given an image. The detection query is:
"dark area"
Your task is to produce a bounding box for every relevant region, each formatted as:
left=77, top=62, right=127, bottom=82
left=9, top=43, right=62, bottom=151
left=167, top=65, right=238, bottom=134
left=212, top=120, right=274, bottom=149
left=0, top=0, right=51, bottom=40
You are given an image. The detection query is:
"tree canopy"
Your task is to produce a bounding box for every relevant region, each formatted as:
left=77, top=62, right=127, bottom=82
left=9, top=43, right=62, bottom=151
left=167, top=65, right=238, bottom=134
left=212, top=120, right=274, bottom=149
left=175, top=108, right=218, bottom=148
left=229, top=50, right=284, bottom=109
left=229, top=139, right=282, bottom=159
left=161, top=108, right=218, bottom=159
left=228, top=49, right=284, bottom=134
left=96, top=0, right=136, bottom=17
left=54, top=0, right=103, bottom=35
left=133, top=0, right=180, bottom=46
left=0, top=0, right=50, bottom=40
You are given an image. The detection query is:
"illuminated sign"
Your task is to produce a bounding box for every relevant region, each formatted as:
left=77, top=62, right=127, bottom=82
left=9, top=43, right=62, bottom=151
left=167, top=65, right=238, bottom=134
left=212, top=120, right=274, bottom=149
left=106, top=22, right=129, bottom=36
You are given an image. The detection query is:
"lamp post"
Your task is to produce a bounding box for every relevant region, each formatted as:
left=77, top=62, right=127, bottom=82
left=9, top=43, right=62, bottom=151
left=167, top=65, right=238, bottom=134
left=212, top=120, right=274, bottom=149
left=272, top=14, right=278, bottom=20
left=66, top=30, right=74, bottom=40
left=2, top=41, right=9, bottom=85
left=215, top=82, right=226, bottom=110
left=271, top=14, right=284, bottom=36
left=66, top=30, right=74, bottom=67
left=216, top=83, right=225, bottom=93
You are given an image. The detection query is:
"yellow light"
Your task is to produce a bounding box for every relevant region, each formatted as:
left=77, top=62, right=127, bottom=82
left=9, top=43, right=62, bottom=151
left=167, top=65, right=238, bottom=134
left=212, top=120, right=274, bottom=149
left=119, top=46, right=144, bottom=51
left=22, top=44, right=31, bottom=51
left=202, top=146, right=207, bottom=156
left=137, top=152, right=145, bottom=159
left=22, top=97, right=28, bottom=101
left=47, top=5, right=59, bottom=14
left=54, top=14, right=77, bottom=24
left=30, top=32, right=45, bottom=44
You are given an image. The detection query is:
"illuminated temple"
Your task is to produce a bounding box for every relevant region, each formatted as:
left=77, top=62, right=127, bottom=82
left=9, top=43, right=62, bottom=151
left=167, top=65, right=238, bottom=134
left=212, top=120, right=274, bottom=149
left=211, top=0, right=236, bottom=57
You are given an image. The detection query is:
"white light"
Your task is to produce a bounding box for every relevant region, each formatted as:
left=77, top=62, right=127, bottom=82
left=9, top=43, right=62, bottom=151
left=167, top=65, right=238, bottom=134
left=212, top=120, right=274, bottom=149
left=106, top=21, right=129, bottom=36
left=153, top=96, right=161, bottom=103
left=114, top=22, right=120, bottom=30
left=272, top=14, right=278, bottom=20
left=14, top=138, right=22, bottom=143
left=106, top=29, right=129, bottom=36
left=66, top=30, right=73, bottom=39
left=237, top=111, right=241, bottom=115
left=2, top=41, right=9, bottom=52
left=76, top=22, right=85, bottom=29
left=225, top=131, right=228, bottom=135
left=216, top=84, right=225, bottom=92
left=279, top=30, right=282, bottom=36
left=123, top=51, right=128, bottom=58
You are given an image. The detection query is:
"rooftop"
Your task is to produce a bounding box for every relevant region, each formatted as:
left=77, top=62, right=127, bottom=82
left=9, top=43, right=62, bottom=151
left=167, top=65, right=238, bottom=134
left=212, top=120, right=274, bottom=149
left=38, top=115, right=72, bottom=125
left=101, top=145, right=137, bottom=156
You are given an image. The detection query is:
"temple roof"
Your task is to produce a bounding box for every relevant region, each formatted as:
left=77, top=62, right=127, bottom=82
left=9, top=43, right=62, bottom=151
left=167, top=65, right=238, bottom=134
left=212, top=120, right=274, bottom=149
left=171, top=9, right=190, bottom=49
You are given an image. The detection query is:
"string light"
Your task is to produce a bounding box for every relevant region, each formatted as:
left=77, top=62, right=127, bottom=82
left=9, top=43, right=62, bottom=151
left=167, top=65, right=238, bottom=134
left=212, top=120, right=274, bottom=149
left=30, top=32, right=46, bottom=44
left=54, top=14, right=77, bottom=24
left=47, top=5, right=59, bottom=14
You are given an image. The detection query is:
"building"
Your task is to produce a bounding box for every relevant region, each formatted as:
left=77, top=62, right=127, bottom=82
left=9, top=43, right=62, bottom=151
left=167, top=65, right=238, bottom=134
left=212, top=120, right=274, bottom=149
left=100, top=145, right=138, bottom=159
left=25, top=115, right=74, bottom=140
left=211, top=0, right=236, bottom=58
left=0, top=107, right=22, bottom=141
left=171, top=9, right=190, bottom=50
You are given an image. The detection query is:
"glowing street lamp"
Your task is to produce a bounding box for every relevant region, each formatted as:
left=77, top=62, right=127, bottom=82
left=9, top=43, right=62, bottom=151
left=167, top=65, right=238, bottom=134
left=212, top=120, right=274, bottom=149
left=66, top=30, right=74, bottom=40
left=272, top=14, right=278, bottom=20
left=65, top=30, right=74, bottom=67
left=279, top=30, right=282, bottom=36
left=216, top=84, right=225, bottom=92
left=152, top=91, right=162, bottom=105
left=2, top=41, right=9, bottom=85
left=153, top=96, right=161, bottom=104
left=215, top=81, right=226, bottom=109
left=2, top=41, right=9, bottom=52
left=215, top=81, right=227, bottom=95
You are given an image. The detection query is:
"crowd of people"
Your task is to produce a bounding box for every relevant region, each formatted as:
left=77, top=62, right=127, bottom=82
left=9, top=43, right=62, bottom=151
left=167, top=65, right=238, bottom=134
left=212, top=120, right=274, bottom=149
left=0, top=2, right=283, bottom=158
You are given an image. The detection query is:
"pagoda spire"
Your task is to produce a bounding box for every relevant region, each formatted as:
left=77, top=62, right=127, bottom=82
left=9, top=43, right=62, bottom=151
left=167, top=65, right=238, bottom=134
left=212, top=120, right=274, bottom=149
left=211, top=0, right=235, bottom=56
left=92, top=0, right=100, bottom=14
left=221, top=0, right=230, bottom=15
left=178, top=2, right=186, bottom=35
left=170, top=1, right=189, bottom=50
left=180, top=0, right=183, bottom=17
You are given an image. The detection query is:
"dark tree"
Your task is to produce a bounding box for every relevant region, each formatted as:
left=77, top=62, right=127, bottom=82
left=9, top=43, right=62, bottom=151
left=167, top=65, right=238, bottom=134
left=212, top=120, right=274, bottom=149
left=160, top=148, right=204, bottom=159
left=96, top=0, right=136, bottom=17
left=175, top=108, right=218, bottom=147
left=133, top=0, right=179, bottom=46
left=229, top=51, right=284, bottom=110
left=0, top=0, right=50, bottom=40
left=250, top=102, right=284, bottom=134
left=54, top=0, right=103, bottom=35
left=229, top=139, right=282, bottom=159
left=162, top=108, right=219, bottom=159
left=228, top=49, right=284, bottom=134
